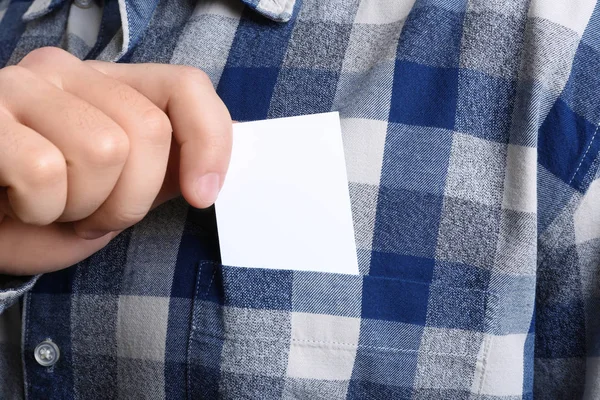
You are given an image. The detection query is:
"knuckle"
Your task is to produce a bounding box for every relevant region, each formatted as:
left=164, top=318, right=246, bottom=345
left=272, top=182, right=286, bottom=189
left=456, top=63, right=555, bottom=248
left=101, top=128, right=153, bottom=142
left=27, top=149, right=67, bottom=187
left=19, top=47, right=71, bottom=67
left=207, top=121, right=233, bottom=152
left=86, top=128, right=130, bottom=166
left=112, top=207, right=148, bottom=228
left=113, top=82, right=140, bottom=105
left=137, top=107, right=172, bottom=144
left=176, top=66, right=212, bottom=88
left=0, top=65, right=31, bottom=86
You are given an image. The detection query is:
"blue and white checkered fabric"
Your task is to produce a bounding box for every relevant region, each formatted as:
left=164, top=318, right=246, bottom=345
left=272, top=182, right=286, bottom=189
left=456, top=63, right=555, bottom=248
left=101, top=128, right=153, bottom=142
left=1, top=0, right=600, bottom=398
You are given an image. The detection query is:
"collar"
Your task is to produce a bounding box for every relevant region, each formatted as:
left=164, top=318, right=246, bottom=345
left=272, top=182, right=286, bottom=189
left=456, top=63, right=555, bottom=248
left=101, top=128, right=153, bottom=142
left=23, top=0, right=296, bottom=57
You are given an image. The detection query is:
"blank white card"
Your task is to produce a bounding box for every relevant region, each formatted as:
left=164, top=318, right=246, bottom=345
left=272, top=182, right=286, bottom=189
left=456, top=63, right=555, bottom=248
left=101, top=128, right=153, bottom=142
left=215, top=112, right=359, bottom=275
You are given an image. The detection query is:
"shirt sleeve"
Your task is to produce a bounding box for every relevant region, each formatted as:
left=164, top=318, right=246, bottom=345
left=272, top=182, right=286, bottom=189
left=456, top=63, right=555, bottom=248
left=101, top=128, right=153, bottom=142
left=0, top=274, right=40, bottom=315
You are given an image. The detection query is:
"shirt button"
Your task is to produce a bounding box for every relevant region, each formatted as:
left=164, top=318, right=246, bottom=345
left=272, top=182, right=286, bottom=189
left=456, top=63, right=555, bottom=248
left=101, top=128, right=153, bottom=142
left=73, top=0, right=93, bottom=8
left=34, top=340, right=60, bottom=367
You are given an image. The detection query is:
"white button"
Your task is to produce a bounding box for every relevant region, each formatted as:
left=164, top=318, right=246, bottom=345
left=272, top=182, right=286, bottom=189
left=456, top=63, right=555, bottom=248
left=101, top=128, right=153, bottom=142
left=34, top=340, right=60, bottom=367
left=74, top=0, right=93, bottom=9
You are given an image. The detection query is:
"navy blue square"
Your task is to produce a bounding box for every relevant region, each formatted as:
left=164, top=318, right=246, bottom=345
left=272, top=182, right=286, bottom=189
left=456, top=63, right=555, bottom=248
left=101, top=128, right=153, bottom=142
left=426, top=283, right=486, bottom=331
left=221, top=266, right=293, bottom=310
left=397, top=5, right=464, bottom=68
left=218, top=67, right=280, bottom=121
left=588, top=298, right=600, bottom=356
left=227, top=8, right=295, bottom=68
left=267, top=68, right=340, bottom=118
left=165, top=298, right=194, bottom=364
left=389, top=61, right=458, bottom=129
left=165, top=362, right=190, bottom=398
left=32, top=266, right=77, bottom=294
left=0, top=1, right=29, bottom=66
left=372, top=187, right=444, bottom=258
left=369, top=251, right=434, bottom=283
left=218, top=7, right=295, bottom=121
left=26, top=294, right=73, bottom=398
left=187, top=363, right=221, bottom=400
left=65, top=354, right=118, bottom=398
left=170, top=255, right=200, bottom=300
left=196, top=262, right=225, bottom=305
left=186, top=302, right=225, bottom=397
left=537, top=245, right=582, bottom=306
left=539, top=97, right=599, bottom=192
left=535, top=299, right=586, bottom=358
left=362, top=276, right=429, bottom=324
left=171, top=207, right=220, bottom=299
left=536, top=244, right=586, bottom=358
left=74, top=229, right=132, bottom=295
left=347, top=380, right=413, bottom=399
left=165, top=299, right=195, bottom=398
left=455, top=69, right=516, bottom=143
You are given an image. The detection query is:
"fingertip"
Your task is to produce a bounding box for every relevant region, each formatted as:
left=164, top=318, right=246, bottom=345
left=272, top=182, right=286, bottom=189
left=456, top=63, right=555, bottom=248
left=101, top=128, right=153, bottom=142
left=190, top=172, right=221, bottom=209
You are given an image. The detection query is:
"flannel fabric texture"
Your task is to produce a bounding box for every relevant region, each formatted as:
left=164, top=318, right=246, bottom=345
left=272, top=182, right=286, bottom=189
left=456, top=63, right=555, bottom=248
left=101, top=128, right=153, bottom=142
left=1, top=0, right=600, bottom=398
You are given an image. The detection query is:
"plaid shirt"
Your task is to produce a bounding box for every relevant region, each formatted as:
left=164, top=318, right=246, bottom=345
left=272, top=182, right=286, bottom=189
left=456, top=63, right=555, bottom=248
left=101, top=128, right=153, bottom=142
left=1, top=0, right=600, bottom=398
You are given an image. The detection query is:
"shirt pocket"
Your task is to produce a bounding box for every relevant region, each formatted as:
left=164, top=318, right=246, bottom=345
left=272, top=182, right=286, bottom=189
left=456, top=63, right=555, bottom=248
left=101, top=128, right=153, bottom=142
left=186, top=261, right=495, bottom=400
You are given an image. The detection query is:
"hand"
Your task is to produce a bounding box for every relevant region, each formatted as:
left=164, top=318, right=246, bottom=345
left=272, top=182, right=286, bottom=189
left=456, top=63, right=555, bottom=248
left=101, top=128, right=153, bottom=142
left=0, top=47, right=232, bottom=275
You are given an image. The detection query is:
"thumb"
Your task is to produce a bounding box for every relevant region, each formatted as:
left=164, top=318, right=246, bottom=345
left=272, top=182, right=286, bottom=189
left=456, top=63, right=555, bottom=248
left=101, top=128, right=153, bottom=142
left=168, top=73, right=232, bottom=209
left=150, top=121, right=239, bottom=212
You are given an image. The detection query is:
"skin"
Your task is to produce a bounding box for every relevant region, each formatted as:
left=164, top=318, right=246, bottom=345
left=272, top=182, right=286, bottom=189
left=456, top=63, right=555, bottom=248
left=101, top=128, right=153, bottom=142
left=0, top=47, right=233, bottom=276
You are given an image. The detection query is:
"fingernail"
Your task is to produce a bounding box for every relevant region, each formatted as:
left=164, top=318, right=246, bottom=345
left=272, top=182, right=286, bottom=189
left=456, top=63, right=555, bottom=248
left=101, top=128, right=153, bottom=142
left=78, top=230, right=110, bottom=240
left=195, top=173, right=220, bottom=206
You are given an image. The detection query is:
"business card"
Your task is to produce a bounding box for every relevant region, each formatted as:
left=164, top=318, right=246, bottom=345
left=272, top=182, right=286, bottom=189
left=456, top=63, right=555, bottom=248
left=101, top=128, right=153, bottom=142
left=215, top=112, right=359, bottom=275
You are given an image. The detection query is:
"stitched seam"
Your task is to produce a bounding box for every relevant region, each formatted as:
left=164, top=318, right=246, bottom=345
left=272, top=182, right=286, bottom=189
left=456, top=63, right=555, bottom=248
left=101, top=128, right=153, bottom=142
left=476, top=289, right=494, bottom=395
left=204, top=269, right=217, bottom=300
left=187, top=263, right=217, bottom=398
left=568, top=123, right=600, bottom=185
left=23, top=293, right=32, bottom=400
left=192, top=331, right=476, bottom=358
left=476, top=334, right=493, bottom=395
left=186, top=263, right=202, bottom=400
left=190, top=263, right=488, bottom=359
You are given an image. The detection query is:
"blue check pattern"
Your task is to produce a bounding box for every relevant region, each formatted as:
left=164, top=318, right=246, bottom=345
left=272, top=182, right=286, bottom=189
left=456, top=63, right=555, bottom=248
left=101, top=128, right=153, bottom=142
left=1, top=0, right=600, bottom=398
